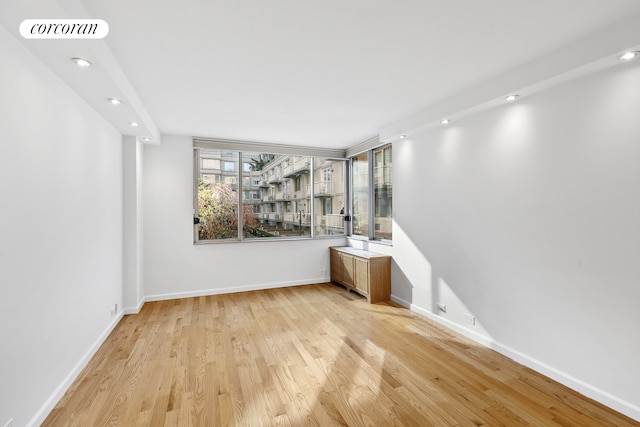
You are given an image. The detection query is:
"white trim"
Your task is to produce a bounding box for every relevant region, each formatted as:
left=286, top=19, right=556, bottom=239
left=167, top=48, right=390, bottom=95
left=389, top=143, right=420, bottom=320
left=145, top=277, right=330, bottom=303
left=390, top=295, right=640, bottom=423
left=194, top=137, right=345, bottom=158
left=27, top=312, right=124, bottom=427
left=345, top=135, right=381, bottom=158
left=124, top=298, right=145, bottom=315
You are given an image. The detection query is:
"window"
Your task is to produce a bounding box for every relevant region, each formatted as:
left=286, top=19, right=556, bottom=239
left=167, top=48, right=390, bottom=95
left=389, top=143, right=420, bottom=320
left=195, top=147, right=346, bottom=242
left=313, top=158, right=345, bottom=236
left=197, top=156, right=239, bottom=239
left=351, top=152, right=369, bottom=237
left=202, top=174, right=220, bottom=185
left=202, top=158, right=220, bottom=169
left=373, top=145, right=392, bottom=240
left=350, top=144, right=392, bottom=241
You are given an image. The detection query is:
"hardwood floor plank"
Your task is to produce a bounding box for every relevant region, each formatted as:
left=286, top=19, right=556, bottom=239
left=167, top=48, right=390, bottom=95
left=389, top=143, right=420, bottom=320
left=42, top=284, right=639, bottom=426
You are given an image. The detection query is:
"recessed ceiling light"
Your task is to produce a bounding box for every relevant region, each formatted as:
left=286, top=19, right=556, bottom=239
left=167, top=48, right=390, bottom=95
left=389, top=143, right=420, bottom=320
left=142, top=137, right=151, bottom=142
left=71, top=57, right=91, bottom=67
left=505, top=94, right=519, bottom=102
left=619, top=51, right=638, bottom=61
left=441, top=118, right=451, bottom=125
left=129, top=121, right=139, bottom=127
left=399, top=134, right=407, bottom=139
left=107, top=98, right=121, bottom=105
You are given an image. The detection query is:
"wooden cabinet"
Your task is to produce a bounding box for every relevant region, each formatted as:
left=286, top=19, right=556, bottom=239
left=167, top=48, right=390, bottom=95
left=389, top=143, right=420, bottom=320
left=329, top=246, right=391, bottom=303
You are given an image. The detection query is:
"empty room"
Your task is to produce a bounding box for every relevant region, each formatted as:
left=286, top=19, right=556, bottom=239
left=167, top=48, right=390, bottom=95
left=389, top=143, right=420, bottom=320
left=1, top=0, right=639, bottom=426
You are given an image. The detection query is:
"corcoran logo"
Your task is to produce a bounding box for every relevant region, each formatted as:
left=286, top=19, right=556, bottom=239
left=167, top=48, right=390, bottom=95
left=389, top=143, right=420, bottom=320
left=19, top=19, right=109, bottom=39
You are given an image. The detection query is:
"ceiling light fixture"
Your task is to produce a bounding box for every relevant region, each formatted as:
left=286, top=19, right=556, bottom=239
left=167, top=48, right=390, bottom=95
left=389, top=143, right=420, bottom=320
left=505, top=94, right=519, bottom=102
left=399, top=134, right=407, bottom=139
left=441, top=118, right=451, bottom=125
left=619, top=51, right=638, bottom=61
left=129, top=121, right=139, bottom=127
left=142, top=137, right=151, bottom=142
left=71, top=57, right=91, bottom=67
left=107, top=98, right=121, bottom=105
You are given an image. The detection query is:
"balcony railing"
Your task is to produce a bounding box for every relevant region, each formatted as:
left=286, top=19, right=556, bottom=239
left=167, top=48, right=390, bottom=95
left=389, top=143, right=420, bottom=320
left=294, top=157, right=310, bottom=171
left=283, top=157, right=310, bottom=177
left=268, top=212, right=283, bottom=221
left=275, top=192, right=291, bottom=201
left=293, top=185, right=310, bottom=199
left=314, top=181, right=334, bottom=196
left=268, top=171, right=283, bottom=183
left=263, top=195, right=275, bottom=203
left=283, top=212, right=311, bottom=225
left=322, top=214, right=344, bottom=229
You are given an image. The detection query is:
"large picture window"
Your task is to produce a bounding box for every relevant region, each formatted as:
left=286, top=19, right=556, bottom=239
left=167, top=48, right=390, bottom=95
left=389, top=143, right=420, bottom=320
left=195, top=145, right=346, bottom=242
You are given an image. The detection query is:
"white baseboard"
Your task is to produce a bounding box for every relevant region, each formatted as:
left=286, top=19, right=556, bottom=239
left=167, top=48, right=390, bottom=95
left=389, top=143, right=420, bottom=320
left=126, top=278, right=332, bottom=314
left=144, top=277, right=330, bottom=303
left=27, top=311, right=124, bottom=427
left=124, top=297, right=145, bottom=315
left=390, top=294, right=640, bottom=422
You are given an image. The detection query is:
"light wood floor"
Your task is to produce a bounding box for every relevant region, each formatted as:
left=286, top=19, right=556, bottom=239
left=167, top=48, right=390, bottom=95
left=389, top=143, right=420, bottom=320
left=44, top=283, right=638, bottom=426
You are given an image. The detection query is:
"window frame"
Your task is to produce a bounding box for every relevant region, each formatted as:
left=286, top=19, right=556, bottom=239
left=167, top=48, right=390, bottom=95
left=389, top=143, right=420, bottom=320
left=348, top=143, right=392, bottom=244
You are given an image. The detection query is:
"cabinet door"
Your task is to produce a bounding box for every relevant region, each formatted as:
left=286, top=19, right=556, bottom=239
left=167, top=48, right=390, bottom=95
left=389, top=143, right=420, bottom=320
left=330, top=249, right=343, bottom=284
left=354, top=257, right=369, bottom=295
left=341, top=253, right=355, bottom=288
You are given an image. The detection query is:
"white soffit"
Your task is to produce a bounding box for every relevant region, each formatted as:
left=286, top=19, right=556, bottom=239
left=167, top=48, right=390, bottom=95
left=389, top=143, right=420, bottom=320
left=0, top=0, right=160, bottom=143
left=380, top=12, right=640, bottom=141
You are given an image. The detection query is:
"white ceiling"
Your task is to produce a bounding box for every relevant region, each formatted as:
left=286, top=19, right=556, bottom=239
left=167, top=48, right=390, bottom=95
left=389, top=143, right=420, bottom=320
left=2, top=0, right=640, bottom=148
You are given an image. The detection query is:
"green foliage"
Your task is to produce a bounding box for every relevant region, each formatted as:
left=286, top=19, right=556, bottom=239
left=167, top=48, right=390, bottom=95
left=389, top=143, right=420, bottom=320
left=198, top=179, right=256, bottom=240
left=249, top=154, right=275, bottom=171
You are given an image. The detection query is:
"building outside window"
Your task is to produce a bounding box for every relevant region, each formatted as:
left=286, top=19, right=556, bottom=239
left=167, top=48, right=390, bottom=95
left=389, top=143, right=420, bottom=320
left=195, top=147, right=346, bottom=242
left=202, top=158, right=220, bottom=169
left=313, top=158, right=344, bottom=236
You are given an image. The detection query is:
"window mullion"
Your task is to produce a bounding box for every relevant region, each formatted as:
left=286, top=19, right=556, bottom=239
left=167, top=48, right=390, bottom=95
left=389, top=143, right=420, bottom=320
left=194, top=148, right=201, bottom=243
left=368, top=149, right=375, bottom=239
left=237, top=152, right=243, bottom=241
left=342, top=158, right=353, bottom=236
left=310, top=157, right=315, bottom=238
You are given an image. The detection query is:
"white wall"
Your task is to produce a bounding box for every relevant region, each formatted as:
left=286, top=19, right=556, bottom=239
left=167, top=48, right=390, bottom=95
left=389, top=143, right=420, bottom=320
left=0, top=28, right=124, bottom=427
left=370, top=61, right=640, bottom=419
left=143, top=135, right=346, bottom=300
